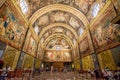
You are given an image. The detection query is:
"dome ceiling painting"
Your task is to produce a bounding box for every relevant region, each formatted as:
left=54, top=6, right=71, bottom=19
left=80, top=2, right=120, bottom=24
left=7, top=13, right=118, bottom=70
left=18, top=0, right=107, bottom=49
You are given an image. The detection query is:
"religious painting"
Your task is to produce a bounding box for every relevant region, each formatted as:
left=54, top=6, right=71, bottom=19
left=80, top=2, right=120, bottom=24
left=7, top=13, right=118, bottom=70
left=27, top=37, right=37, bottom=56
left=63, top=51, right=71, bottom=62
left=79, top=37, right=90, bottom=56
left=0, top=5, right=26, bottom=48
left=46, top=38, right=70, bottom=49
left=44, top=51, right=55, bottom=61
left=37, top=14, right=49, bottom=26
left=28, top=0, right=97, bottom=18
left=66, top=30, right=74, bottom=39
left=23, top=32, right=37, bottom=56
left=44, top=50, right=71, bottom=62
left=91, top=4, right=119, bottom=52
left=69, top=16, right=81, bottom=30
left=50, top=11, right=69, bottom=23
left=2, top=45, right=20, bottom=68
left=112, top=0, right=120, bottom=13
left=32, top=10, right=85, bottom=37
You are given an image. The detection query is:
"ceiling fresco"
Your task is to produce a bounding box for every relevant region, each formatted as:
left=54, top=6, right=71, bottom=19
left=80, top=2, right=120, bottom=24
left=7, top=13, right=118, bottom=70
left=43, top=33, right=74, bottom=49
left=15, top=0, right=108, bottom=61
left=41, top=26, right=76, bottom=42
left=33, top=10, right=85, bottom=36
left=28, top=0, right=97, bottom=18
left=46, top=38, right=70, bottom=49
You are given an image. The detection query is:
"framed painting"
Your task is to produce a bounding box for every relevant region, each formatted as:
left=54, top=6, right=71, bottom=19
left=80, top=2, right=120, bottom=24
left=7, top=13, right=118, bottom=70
left=79, top=37, right=90, bottom=56
left=0, top=5, right=26, bottom=49
left=91, top=3, right=120, bottom=52
left=112, top=0, right=120, bottom=13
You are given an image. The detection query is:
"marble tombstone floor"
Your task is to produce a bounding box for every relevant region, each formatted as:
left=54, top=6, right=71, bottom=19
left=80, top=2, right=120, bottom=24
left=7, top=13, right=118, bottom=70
left=4, top=71, right=97, bottom=80
left=31, top=71, right=95, bottom=80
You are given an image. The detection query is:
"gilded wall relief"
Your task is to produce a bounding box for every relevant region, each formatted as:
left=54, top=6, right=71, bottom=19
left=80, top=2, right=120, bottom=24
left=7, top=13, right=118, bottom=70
left=98, top=50, right=116, bottom=70
left=74, top=60, right=81, bottom=70
left=23, top=54, right=34, bottom=68
left=35, top=58, right=41, bottom=68
left=82, top=55, right=94, bottom=70
left=23, top=32, right=37, bottom=56
left=0, top=5, right=26, bottom=48
left=2, top=46, right=20, bottom=68
left=91, top=4, right=120, bottom=52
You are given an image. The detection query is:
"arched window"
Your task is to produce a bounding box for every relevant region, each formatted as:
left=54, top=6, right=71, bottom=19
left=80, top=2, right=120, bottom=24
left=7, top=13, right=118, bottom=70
left=56, top=46, right=61, bottom=50
left=19, top=0, right=28, bottom=14
left=79, top=28, right=84, bottom=36
left=92, top=3, right=100, bottom=17
left=34, top=26, right=39, bottom=35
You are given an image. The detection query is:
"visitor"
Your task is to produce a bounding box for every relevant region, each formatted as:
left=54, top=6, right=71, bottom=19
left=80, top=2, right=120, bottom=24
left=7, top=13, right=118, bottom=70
left=102, top=69, right=108, bottom=80
left=51, top=65, right=53, bottom=74
left=0, top=64, right=11, bottom=80
left=94, top=69, right=100, bottom=80
left=107, top=70, right=113, bottom=80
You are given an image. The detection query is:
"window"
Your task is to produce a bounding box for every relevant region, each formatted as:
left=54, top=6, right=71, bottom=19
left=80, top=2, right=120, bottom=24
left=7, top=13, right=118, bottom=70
left=56, top=46, right=61, bottom=50
left=79, top=28, right=84, bottom=36
left=34, top=26, right=39, bottom=35
left=92, top=3, right=100, bottom=17
left=19, top=0, right=28, bottom=14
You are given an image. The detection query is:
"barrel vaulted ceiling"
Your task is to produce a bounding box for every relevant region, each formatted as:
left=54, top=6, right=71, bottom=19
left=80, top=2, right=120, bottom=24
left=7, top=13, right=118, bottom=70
left=18, top=0, right=107, bottom=49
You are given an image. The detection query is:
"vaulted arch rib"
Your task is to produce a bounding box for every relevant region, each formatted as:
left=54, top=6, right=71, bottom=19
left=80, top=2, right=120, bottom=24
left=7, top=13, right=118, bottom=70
left=39, top=23, right=78, bottom=39
left=42, top=33, right=74, bottom=49
left=29, top=4, right=89, bottom=26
